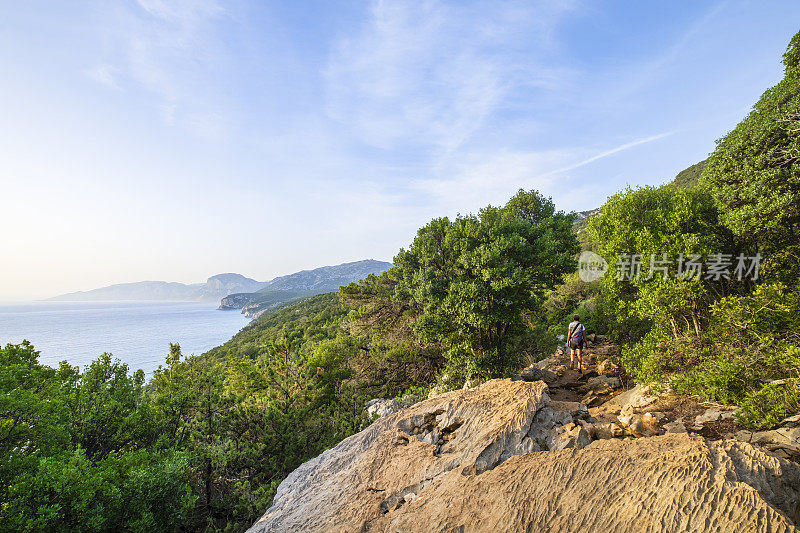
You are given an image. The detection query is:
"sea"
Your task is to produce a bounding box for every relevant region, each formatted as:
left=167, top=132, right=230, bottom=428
left=0, top=301, right=252, bottom=378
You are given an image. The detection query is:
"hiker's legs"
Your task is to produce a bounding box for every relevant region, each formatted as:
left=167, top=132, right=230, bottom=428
left=576, top=348, right=583, bottom=371
left=570, top=348, right=576, bottom=369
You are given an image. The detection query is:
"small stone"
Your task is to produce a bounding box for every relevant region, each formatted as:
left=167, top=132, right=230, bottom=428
left=520, top=366, right=541, bottom=382
left=694, top=407, right=737, bottom=427
left=663, top=418, right=687, bottom=434
left=779, top=414, right=800, bottom=427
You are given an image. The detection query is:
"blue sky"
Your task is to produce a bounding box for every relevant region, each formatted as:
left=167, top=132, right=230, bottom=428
left=1, top=1, right=799, bottom=299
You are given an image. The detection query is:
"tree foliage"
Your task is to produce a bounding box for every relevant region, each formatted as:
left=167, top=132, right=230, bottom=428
left=703, top=29, right=800, bottom=282
left=588, top=185, right=741, bottom=341
left=394, top=189, right=579, bottom=380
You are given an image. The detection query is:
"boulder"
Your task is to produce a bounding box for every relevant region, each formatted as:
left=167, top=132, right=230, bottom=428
left=249, top=424, right=800, bottom=533
left=519, top=366, right=558, bottom=384
left=547, top=422, right=592, bottom=450
left=780, top=414, right=800, bottom=427
left=663, top=418, right=688, bottom=434
left=586, top=421, right=625, bottom=440
left=596, top=358, right=621, bottom=375
left=618, top=405, right=660, bottom=437
left=535, top=357, right=558, bottom=370
left=607, top=383, right=661, bottom=411
left=580, top=375, right=622, bottom=395
left=737, top=427, right=800, bottom=461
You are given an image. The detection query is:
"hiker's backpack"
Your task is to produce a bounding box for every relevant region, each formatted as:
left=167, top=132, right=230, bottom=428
left=569, top=324, right=584, bottom=348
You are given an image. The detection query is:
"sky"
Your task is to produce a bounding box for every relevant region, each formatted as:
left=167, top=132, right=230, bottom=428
left=1, top=1, right=799, bottom=300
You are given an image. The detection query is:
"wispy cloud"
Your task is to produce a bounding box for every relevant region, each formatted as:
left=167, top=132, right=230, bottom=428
left=324, top=0, right=579, bottom=153
left=537, top=131, right=674, bottom=179
left=84, top=64, right=119, bottom=88
left=86, top=0, right=231, bottom=138
left=411, top=132, right=673, bottom=215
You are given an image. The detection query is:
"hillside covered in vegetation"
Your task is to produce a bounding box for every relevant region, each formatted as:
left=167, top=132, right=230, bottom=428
left=3, top=28, right=800, bottom=533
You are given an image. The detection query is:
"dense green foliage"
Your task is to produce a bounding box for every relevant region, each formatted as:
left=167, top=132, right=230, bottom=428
left=1, top=291, right=443, bottom=531
left=703, top=31, right=800, bottom=283
left=584, top=31, right=800, bottom=430
left=0, top=342, right=196, bottom=532
left=588, top=184, right=742, bottom=342
left=393, top=190, right=579, bottom=382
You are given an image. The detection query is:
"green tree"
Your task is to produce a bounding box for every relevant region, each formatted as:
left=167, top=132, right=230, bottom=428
left=588, top=185, right=740, bottom=341
left=0, top=342, right=68, bottom=504
left=59, top=353, right=149, bottom=460
left=394, top=189, right=579, bottom=381
left=703, top=30, right=800, bottom=282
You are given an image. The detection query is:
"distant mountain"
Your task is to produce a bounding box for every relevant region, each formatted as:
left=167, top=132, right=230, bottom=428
left=49, top=260, right=393, bottom=312
left=220, top=259, right=393, bottom=318
left=258, top=260, right=393, bottom=292
left=50, top=273, right=266, bottom=302
left=665, top=158, right=708, bottom=190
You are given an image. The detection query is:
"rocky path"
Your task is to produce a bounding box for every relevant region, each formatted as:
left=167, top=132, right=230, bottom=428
left=518, top=338, right=800, bottom=463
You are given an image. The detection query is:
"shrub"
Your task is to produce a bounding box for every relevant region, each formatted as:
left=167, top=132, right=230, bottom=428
left=738, top=379, right=800, bottom=429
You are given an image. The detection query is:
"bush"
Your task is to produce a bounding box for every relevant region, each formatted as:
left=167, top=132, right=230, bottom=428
left=738, top=379, right=800, bottom=429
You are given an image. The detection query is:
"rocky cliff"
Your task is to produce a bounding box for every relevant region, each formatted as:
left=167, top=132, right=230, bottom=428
left=222, top=260, right=392, bottom=317
left=248, top=379, right=800, bottom=533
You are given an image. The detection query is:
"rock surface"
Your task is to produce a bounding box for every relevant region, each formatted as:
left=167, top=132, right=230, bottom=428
left=366, top=398, right=404, bottom=419
left=247, top=379, right=800, bottom=533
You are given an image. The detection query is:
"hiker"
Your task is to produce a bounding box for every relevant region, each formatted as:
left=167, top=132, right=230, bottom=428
left=567, top=314, right=585, bottom=372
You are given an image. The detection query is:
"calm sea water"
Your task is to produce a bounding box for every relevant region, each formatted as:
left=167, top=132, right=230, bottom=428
left=0, top=301, right=251, bottom=378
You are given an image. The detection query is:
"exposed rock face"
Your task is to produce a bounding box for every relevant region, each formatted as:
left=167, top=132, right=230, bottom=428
left=221, top=260, right=393, bottom=316
left=247, top=379, right=800, bottom=532
left=218, top=293, right=257, bottom=310
left=366, top=399, right=404, bottom=419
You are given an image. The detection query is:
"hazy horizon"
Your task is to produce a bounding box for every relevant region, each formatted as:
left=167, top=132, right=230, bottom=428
left=3, top=1, right=800, bottom=300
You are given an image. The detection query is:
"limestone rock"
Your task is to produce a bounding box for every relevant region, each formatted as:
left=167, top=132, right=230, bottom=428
left=608, top=383, right=661, bottom=411
left=580, top=375, right=622, bottom=395
left=618, top=405, right=660, bottom=437
left=693, top=406, right=737, bottom=428
left=547, top=422, right=591, bottom=450
left=536, top=357, right=557, bottom=370
left=366, top=399, right=403, bottom=419
left=743, top=427, right=800, bottom=460
left=663, top=418, right=688, bottom=434
left=596, top=358, right=620, bottom=375
left=520, top=365, right=558, bottom=383
left=249, top=430, right=800, bottom=532
left=590, top=421, right=625, bottom=439
left=780, top=414, right=800, bottom=427
left=248, top=380, right=800, bottom=533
